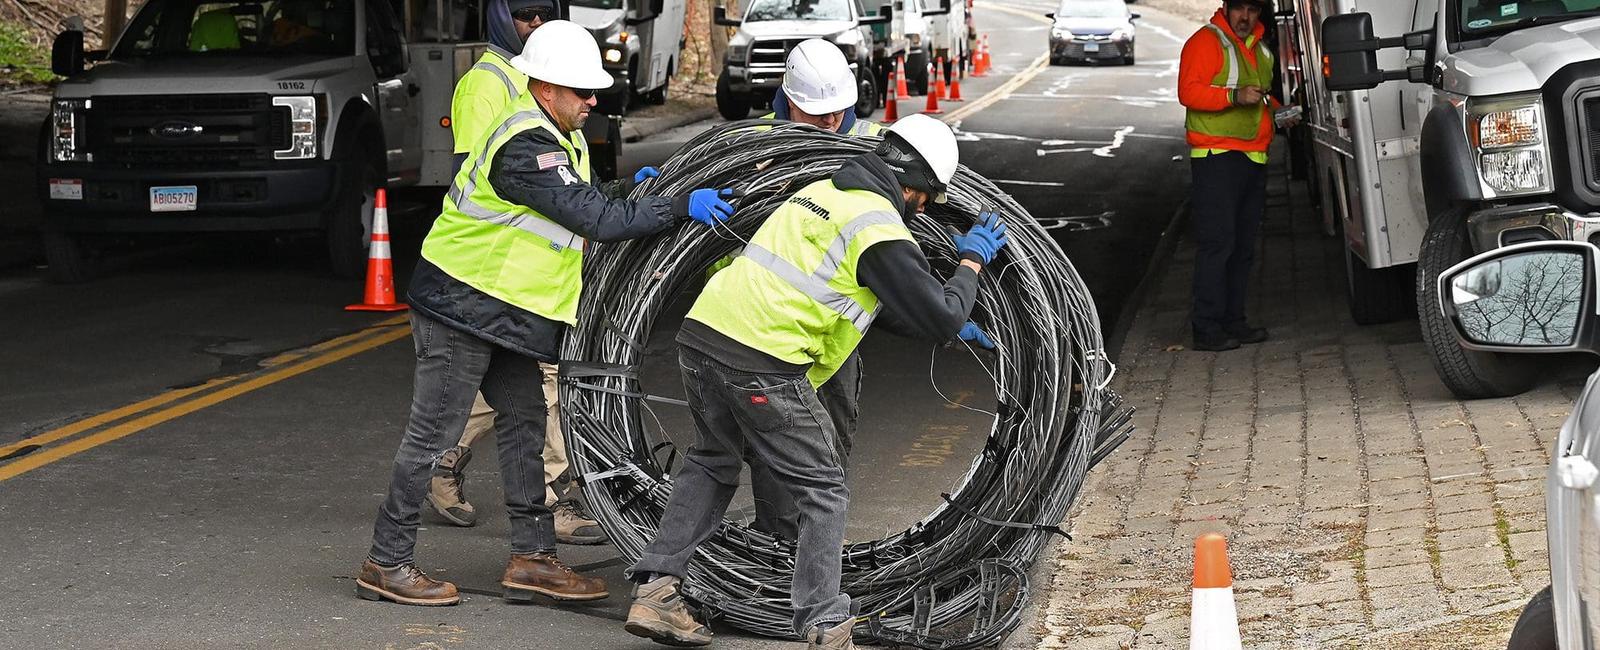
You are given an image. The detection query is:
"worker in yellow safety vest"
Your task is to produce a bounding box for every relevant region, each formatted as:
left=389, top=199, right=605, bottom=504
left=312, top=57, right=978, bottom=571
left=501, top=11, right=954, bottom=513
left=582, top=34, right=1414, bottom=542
left=622, top=114, right=1006, bottom=649
left=357, top=21, right=737, bottom=608
left=424, top=0, right=611, bottom=550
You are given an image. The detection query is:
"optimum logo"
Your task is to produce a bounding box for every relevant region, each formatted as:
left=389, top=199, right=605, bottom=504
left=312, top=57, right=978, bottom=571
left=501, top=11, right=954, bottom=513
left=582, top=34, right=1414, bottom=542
left=787, top=195, right=831, bottom=220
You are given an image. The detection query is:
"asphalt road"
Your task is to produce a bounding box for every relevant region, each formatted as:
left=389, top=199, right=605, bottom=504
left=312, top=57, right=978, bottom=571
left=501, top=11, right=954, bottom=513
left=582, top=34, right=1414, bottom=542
left=0, top=2, right=1193, bottom=647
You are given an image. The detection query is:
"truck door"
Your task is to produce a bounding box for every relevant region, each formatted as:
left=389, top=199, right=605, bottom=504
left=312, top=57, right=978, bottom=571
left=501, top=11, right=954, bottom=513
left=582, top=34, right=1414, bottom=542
left=648, top=0, right=685, bottom=92
left=367, top=0, right=423, bottom=183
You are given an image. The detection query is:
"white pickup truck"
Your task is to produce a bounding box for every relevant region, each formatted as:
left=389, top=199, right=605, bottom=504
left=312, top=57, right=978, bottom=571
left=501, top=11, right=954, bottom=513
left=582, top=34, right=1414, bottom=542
left=38, top=0, right=622, bottom=282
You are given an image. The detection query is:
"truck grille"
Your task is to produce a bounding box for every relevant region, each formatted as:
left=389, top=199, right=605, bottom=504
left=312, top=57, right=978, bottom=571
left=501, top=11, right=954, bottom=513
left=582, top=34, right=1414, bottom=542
left=85, top=94, right=291, bottom=167
left=1584, top=95, right=1600, bottom=188
left=748, top=38, right=804, bottom=85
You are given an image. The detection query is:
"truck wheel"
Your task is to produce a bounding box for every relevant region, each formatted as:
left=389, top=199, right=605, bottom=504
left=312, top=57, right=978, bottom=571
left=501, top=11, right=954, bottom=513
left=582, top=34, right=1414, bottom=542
left=326, top=141, right=383, bottom=280
left=716, top=73, right=750, bottom=120
left=1505, top=586, right=1557, bottom=650
left=855, top=67, right=878, bottom=119
left=645, top=60, right=671, bottom=105
left=1344, top=245, right=1411, bottom=324
left=1416, top=208, right=1538, bottom=398
left=43, top=230, right=98, bottom=283
left=907, top=51, right=930, bottom=95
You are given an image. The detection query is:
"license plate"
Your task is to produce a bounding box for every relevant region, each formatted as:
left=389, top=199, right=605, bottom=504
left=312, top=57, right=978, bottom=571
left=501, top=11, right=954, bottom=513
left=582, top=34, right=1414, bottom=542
left=150, top=185, right=198, bottom=212
left=1084, top=42, right=1100, bottom=53
left=49, top=179, right=83, bottom=200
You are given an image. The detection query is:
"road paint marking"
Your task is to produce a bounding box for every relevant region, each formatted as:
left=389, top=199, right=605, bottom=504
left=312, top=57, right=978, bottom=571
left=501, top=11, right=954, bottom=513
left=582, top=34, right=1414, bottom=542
left=900, top=425, right=968, bottom=467
left=1037, top=212, right=1115, bottom=231
left=0, top=317, right=412, bottom=481
left=936, top=2, right=1054, bottom=125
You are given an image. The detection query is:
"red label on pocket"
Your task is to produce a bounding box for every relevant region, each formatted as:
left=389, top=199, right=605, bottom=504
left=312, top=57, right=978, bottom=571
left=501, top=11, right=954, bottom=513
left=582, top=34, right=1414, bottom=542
left=751, top=395, right=768, bottom=405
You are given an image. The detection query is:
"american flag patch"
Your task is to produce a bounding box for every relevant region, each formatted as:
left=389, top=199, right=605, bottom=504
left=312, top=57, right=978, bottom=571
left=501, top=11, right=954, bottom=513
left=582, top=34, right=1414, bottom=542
left=536, top=151, right=570, bottom=170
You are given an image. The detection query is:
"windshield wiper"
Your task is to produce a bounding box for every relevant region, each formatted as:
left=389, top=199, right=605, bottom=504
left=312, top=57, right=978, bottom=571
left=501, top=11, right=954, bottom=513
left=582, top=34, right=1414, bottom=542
left=1511, top=7, right=1600, bottom=29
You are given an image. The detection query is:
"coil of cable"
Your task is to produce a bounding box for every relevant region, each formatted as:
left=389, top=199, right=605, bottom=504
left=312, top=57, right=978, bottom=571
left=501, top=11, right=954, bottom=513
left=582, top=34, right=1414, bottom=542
left=560, top=120, right=1131, bottom=647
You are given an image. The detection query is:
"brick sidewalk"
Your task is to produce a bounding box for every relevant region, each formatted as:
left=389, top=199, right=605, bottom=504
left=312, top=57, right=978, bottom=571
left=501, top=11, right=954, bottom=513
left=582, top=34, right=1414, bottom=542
left=1033, top=156, right=1584, bottom=648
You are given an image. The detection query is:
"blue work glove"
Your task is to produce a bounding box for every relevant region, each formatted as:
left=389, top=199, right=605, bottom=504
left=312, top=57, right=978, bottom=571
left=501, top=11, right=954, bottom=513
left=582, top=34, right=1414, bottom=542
left=674, top=188, right=738, bottom=226
left=951, top=212, right=1009, bottom=265
left=958, top=321, right=995, bottom=350
left=633, top=166, right=660, bottom=184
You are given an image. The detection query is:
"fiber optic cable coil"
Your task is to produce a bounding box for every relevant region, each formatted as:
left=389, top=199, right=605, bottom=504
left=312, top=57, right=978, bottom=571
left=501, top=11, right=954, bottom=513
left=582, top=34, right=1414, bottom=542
left=561, top=121, right=1135, bottom=648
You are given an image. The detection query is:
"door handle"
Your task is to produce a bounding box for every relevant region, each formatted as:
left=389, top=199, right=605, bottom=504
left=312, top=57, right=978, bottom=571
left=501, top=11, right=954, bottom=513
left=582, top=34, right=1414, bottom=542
left=408, top=83, right=421, bottom=97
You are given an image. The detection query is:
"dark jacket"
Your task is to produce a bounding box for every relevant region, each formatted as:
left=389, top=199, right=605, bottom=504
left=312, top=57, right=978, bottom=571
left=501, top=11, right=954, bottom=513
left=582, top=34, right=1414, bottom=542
left=679, top=153, right=980, bottom=373
left=410, top=105, right=679, bottom=361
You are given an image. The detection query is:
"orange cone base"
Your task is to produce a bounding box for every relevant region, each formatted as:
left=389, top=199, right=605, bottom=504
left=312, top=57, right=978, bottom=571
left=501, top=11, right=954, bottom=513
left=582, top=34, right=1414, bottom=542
left=947, top=79, right=965, bottom=101
left=346, top=302, right=409, bottom=312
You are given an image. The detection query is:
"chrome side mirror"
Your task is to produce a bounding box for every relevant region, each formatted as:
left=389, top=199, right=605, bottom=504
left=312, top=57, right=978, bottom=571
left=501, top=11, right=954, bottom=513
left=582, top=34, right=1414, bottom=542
left=1439, top=241, right=1600, bottom=353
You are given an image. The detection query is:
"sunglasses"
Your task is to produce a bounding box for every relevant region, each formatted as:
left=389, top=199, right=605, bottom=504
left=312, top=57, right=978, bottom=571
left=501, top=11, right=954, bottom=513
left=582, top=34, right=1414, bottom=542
left=511, top=7, right=554, bottom=22
left=571, top=87, right=597, bottom=100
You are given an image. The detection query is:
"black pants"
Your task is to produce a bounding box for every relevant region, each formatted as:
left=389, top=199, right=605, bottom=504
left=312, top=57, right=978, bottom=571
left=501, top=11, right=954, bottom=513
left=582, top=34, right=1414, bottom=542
left=1190, top=151, right=1267, bottom=340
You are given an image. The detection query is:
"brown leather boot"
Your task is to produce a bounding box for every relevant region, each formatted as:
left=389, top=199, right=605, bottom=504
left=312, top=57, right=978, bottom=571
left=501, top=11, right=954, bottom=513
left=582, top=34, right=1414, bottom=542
left=553, top=500, right=607, bottom=545
left=501, top=552, right=609, bottom=602
left=355, top=560, right=460, bottom=606
left=426, top=446, right=477, bottom=527
left=806, top=618, right=857, bottom=649
left=624, top=575, right=712, bottom=647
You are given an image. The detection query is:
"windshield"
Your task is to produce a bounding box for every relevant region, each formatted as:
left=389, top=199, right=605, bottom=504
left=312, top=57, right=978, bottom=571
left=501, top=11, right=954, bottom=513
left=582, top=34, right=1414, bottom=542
left=744, top=0, right=852, bottom=22
left=570, top=0, right=623, bottom=9
left=113, top=0, right=355, bottom=58
left=1458, top=0, right=1600, bottom=35
left=1056, top=0, right=1127, bottom=18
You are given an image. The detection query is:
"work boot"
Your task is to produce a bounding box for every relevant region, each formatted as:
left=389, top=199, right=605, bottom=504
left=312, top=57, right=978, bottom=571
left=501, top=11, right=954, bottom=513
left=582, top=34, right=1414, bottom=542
left=427, top=445, right=476, bottom=527
left=355, top=559, right=460, bottom=606
left=1226, top=324, right=1269, bottom=345
left=624, top=575, right=713, bottom=647
left=807, top=618, right=857, bottom=649
left=1192, top=332, right=1241, bottom=352
left=554, top=499, right=608, bottom=545
left=501, top=552, right=610, bottom=602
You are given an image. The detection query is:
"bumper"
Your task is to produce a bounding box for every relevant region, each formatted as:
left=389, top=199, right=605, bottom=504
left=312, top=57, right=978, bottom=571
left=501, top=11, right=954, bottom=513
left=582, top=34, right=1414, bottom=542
left=724, top=65, right=781, bottom=97
left=1466, top=202, right=1600, bottom=252
left=37, top=159, right=344, bottom=233
left=1050, top=37, right=1132, bottom=61
left=601, top=65, right=632, bottom=94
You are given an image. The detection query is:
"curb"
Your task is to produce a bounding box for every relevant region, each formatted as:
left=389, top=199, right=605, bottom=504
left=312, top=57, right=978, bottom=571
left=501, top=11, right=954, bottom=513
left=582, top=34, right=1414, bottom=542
left=1107, top=198, right=1192, bottom=361
left=621, top=106, right=718, bottom=143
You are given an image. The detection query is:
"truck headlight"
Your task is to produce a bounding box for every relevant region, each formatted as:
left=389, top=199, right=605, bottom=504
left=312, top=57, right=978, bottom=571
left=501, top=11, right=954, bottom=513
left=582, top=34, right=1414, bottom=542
left=273, top=95, right=318, bottom=160
left=1052, top=28, right=1072, bottom=40
left=1467, top=94, right=1552, bottom=196
left=727, top=43, right=749, bottom=64
left=909, top=33, right=922, bottom=46
left=604, top=48, right=623, bottom=63
left=51, top=99, right=89, bottom=163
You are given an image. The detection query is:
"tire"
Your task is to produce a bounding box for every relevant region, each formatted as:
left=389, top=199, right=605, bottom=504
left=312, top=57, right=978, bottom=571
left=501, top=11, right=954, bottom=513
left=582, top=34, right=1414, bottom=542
left=716, top=73, right=750, bottom=120
left=42, top=230, right=98, bottom=283
left=1343, top=240, right=1412, bottom=325
left=1416, top=207, right=1539, bottom=399
left=855, top=66, right=878, bottom=118
left=907, top=51, right=929, bottom=95
left=326, top=125, right=383, bottom=280
left=1505, top=586, right=1557, bottom=650
left=598, top=87, right=630, bottom=116
left=645, top=72, right=669, bottom=105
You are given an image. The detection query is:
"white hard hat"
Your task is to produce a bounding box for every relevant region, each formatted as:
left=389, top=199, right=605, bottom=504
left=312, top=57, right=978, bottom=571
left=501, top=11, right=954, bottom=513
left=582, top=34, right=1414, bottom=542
left=509, top=20, right=614, bottom=90
left=782, top=39, right=857, bottom=115
left=881, top=114, right=959, bottom=203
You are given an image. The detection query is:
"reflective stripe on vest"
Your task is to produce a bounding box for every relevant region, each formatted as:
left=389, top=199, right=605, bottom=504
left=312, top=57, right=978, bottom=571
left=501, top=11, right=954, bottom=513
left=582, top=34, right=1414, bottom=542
left=471, top=60, right=519, bottom=98
left=422, top=93, right=592, bottom=324
left=1185, top=24, right=1273, bottom=142
left=446, top=108, right=586, bottom=251
left=687, top=180, right=913, bottom=386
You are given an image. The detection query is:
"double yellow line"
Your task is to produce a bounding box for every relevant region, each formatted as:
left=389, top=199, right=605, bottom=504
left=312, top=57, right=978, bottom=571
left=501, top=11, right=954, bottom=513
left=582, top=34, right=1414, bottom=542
left=0, top=315, right=414, bottom=482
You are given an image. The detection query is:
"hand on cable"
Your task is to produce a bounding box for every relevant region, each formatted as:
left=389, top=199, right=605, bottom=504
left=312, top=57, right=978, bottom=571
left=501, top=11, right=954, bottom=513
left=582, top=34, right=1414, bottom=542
left=674, top=188, right=738, bottom=226
left=958, top=321, right=995, bottom=350
left=633, top=166, right=660, bottom=184
left=952, top=211, right=1009, bottom=264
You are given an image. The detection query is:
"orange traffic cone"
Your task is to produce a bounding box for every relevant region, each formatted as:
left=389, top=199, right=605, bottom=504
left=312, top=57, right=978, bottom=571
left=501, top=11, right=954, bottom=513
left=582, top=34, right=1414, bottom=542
left=1189, top=534, right=1243, bottom=650
left=979, top=35, right=993, bottom=75
left=923, top=74, right=942, bottom=115
left=884, top=69, right=900, bottom=122
left=896, top=55, right=911, bottom=100
left=346, top=188, right=408, bottom=312
left=933, top=57, right=947, bottom=99
left=947, top=68, right=964, bottom=102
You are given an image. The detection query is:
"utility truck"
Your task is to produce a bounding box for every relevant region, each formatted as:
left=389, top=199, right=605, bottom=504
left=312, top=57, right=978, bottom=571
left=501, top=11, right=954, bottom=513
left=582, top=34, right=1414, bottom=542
left=1281, top=0, right=1600, bottom=398
left=39, top=0, right=623, bottom=282
left=570, top=0, right=686, bottom=115
left=713, top=0, right=890, bottom=119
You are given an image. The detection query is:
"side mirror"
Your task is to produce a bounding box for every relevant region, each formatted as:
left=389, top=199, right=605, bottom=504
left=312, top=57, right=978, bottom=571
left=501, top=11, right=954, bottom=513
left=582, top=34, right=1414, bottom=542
left=861, top=4, right=892, bottom=25
left=1044, top=11, right=1054, bottom=19
left=1439, top=242, right=1599, bottom=353
left=1321, top=13, right=1384, bottom=91
left=1130, top=12, right=1140, bottom=20
left=713, top=6, right=741, bottom=26
left=52, top=30, right=85, bottom=77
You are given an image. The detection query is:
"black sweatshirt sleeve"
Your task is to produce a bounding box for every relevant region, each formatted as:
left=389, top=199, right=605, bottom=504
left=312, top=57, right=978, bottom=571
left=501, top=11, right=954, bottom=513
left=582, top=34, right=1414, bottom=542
left=856, top=239, right=979, bottom=342
left=487, top=129, right=679, bottom=243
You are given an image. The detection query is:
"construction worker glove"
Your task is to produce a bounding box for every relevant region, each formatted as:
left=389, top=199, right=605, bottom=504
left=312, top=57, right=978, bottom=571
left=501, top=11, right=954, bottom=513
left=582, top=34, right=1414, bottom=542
left=958, top=321, right=995, bottom=350
left=675, top=188, right=738, bottom=226
left=634, top=166, right=660, bottom=184
left=953, top=211, right=1009, bottom=264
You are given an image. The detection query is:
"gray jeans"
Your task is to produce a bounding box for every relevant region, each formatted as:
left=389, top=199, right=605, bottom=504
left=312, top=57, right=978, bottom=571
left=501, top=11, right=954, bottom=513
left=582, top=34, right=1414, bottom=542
left=630, top=347, right=852, bottom=636
left=368, top=312, right=557, bottom=566
left=749, top=350, right=859, bottom=539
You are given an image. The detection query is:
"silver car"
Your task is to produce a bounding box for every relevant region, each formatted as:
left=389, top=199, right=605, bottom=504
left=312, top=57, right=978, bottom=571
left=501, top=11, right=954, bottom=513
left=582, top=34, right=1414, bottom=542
left=1437, top=240, right=1600, bottom=650
left=1046, top=0, right=1137, bottom=66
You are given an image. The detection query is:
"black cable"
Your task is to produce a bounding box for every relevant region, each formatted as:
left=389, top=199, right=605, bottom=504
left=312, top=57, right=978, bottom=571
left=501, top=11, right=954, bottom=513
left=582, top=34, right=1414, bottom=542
left=560, top=120, right=1134, bottom=646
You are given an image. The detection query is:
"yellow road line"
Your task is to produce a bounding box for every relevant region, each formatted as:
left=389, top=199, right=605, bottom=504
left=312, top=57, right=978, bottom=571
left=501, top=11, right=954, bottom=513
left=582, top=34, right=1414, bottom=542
left=940, top=2, right=1053, bottom=124
left=0, top=316, right=412, bottom=480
